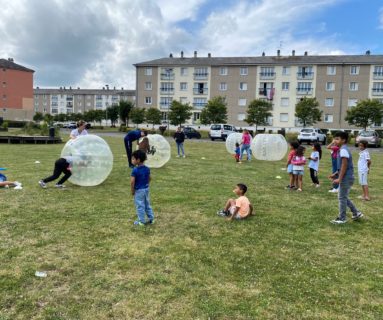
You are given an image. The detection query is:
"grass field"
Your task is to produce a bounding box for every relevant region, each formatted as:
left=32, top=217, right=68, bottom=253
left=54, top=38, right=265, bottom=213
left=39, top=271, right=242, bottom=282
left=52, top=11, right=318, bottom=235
left=1, top=137, right=382, bottom=319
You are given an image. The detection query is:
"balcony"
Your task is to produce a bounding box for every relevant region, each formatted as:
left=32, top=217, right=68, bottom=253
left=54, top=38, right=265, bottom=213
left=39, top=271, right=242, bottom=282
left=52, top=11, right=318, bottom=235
left=193, top=102, right=207, bottom=110
left=372, top=88, right=383, bottom=96
left=160, top=88, right=174, bottom=95
left=259, top=72, right=276, bottom=80
left=193, top=73, right=209, bottom=80
left=296, top=88, right=313, bottom=95
left=373, top=72, right=383, bottom=80
left=297, top=72, right=314, bottom=80
left=160, top=73, right=175, bottom=80
left=193, top=88, right=208, bottom=95
left=159, top=102, right=171, bottom=110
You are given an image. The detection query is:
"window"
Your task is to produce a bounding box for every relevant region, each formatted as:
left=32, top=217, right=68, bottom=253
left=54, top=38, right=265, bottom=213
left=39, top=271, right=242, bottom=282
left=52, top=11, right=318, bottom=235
left=282, top=66, right=290, bottom=76
left=350, top=65, right=360, bottom=75
left=326, top=82, right=335, bottom=91
left=2, top=81, right=6, bottom=87
left=282, top=82, right=290, bottom=91
left=281, top=98, right=289, bottom=107
left=145, top=82, right=152, bottom=90
left=260, top=67, right=275, bottom=78
left=373, top=66, right=383, bottom=78
left=325, top=98, right=334, bottom=107
left=160, top=97, right=173, bottom=108
left=180, top=67, right=188, bottom=76
left=327, top=66, right=336, bottom=75
left=239, top=82, right=248, bottom=91
left=349, top=82, right=359, bottom=91
left=372, top=82, right=383, bottom=95
left=237, top=113, right=246, bottom=121
left=348, top=99, right=358, bottom=108
left=144, top=68, right=152, bottom=76
left=194, top=67, right=208, bottom=79
left=240, top=67, right=248, bottom=76
left=96, top=101, right=103, bottom=108
left=96, top=95, right=102, bottom=100
left=280, top=113, right=289, bottom=122
left=297, top=82, right=313, bottom=93
left=193, top=98, right=207, bottom=109
left=324, top=114, right=333, bottom=123
left=145, top=97, right=152, bottom=105
left=238, top=99, right=247, bottom=106
left=219, top=82, right=227, bottom=91
left=220, top=67, right=228, bottom=76
left=180, top=82, right=188, bottom=91
left=297, top=66, right=314, bottom=79
left=193, top=82, right=208, bottom=94
left=160, top=82, right=174, bottom=93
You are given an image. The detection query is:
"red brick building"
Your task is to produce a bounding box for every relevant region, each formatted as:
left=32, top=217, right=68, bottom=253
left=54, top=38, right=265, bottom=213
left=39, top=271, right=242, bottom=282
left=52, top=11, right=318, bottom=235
left=0, top=58, right=34, bottom=121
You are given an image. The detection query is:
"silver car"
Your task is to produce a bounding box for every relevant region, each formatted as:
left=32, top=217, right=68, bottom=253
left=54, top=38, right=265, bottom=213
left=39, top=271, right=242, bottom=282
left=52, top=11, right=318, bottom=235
left=355, top=130, right=381, bottom=147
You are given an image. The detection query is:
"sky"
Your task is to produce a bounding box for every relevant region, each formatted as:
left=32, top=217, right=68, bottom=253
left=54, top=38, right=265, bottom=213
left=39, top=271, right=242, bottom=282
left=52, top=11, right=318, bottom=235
left=0, top=0, right=382, bottom=89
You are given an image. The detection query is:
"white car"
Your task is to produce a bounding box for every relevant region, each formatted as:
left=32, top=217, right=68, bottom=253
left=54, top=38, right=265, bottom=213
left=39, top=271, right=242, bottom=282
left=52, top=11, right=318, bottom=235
left=298, top=128, right=327, bottom=145
left=209, top=124, right=237, bottom=141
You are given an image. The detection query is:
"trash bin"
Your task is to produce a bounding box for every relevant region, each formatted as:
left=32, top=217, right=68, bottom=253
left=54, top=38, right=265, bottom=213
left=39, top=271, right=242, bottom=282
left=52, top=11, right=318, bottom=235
left=49, top=127, right=55, bottom=138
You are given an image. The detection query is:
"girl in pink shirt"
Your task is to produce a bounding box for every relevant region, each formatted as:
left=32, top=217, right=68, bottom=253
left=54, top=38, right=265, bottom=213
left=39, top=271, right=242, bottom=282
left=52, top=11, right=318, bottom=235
left=240, top=129, right=252, bottom=161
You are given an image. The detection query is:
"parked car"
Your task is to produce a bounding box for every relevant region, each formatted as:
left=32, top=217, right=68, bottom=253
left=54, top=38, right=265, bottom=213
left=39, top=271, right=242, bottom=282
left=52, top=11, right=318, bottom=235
left=298, top=128, right=327, bottom=145
left=355, top=130, right=381, bottom=147
left=183, top=127, right=201, bottom=139
left=63, top=122, right=77, bottom=129
left=209, top=124, right=237, bottom=141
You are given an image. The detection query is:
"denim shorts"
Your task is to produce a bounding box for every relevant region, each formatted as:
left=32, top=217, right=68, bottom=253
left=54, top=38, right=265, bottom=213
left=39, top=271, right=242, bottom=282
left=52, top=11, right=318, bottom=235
left=287, top=164, right=293, bottom=173
left=293, top=170, right=304, bottom=176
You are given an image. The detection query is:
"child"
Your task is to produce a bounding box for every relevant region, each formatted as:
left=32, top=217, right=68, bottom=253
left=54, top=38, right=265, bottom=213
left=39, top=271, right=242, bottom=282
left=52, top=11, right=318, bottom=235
left=235, top=142, right=241, bottom=163
left=357, top=141, right=371, bottom=201
left=0, top=171, right=22, bottom=189
left=327, top=140, right=340, bottom=193
left=39, top=156, right=73, bottom=188
left=291, top=145, right=306, bottom=192
left=308, top=142, right=322, bottom=188
left=330, top=131, right=363, bottom=224
left=131, top=150, right=155, bottom=226
left=138, top=135, right=150, bottom=154
left=174, top=127, right=186, bottom=158
left=217, top=183, right=253, bottom=220
left=286, top=141, right=299, bottom=189
left=240, top=129, right=252, bottom=161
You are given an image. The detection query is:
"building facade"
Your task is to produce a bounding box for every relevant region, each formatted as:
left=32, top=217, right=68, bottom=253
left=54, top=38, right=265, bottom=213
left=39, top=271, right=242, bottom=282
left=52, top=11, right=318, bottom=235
left=0, top=58, right=34, bottom=121
left=135, top=52, right=383, bottom=130
left=33, top=87, right=135, bottom=116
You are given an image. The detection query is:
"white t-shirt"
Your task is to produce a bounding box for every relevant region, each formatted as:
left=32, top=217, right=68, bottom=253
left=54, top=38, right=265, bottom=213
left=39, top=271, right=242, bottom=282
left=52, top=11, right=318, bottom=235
left=70, top=128, right=88, bottom=138
left=358, top=150, right=370, bottom=173
left=339, top=148, right=350, bottom=159
left=308, top=151, right=320, bottom=171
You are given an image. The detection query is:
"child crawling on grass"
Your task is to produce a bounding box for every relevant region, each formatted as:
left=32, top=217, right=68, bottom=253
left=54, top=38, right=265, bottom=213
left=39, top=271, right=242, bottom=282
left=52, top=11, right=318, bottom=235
left=217, top=183, right=253, bottom=221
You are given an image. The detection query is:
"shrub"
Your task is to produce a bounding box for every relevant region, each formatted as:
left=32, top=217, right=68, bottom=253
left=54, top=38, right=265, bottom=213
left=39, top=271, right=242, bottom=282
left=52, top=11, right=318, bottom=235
left=285, top=132, right=299, bottom=142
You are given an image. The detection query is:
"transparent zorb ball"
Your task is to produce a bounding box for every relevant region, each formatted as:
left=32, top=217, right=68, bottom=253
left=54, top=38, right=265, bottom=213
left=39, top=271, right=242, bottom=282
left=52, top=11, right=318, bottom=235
left=61, top=135, right=113, bottom=186
left=139, top=134, right=171, bottom=168
left=225, top=132, right=252, bottom=155
left=251, top=134, right=288, bottom=161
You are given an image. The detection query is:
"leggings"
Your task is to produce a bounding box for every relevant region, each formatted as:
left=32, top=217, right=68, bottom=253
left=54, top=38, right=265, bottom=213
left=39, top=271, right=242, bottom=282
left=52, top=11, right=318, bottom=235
left=43, top=158, right=71, bottom=185
left=310, top=168, right=319, bottom=185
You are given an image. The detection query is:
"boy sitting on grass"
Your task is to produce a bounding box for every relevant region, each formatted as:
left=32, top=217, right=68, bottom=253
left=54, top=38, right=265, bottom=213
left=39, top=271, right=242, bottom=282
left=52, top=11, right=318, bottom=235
left=217, top=183, right=253, bottom=221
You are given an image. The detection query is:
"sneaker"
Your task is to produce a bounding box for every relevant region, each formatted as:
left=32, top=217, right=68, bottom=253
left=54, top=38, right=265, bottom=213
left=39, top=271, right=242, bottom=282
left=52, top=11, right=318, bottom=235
left=14, top=181, right=22, bottom=187
left=176, top=155, right=180, bottom=158
left=183, top=155, right=186, bottom=158
left=55, top=184, right=66, bottom=188
left=328, top=188, right=338, bottom=193
left=217, top=209, right=229, bottom=217
left=331, top=217, right=347, bottom=224
left=38, top=180, right=47, bottom=189
left=297, top=188, right=302, bottom=192
left=133, top=220, right=145, bottom=226
left=352, top=212, right=364, bottom=220
left=147, top=219, right=155, bottom=225
left=285, top=185, right=291, bottom=189
left=315, top=184, right=321, bottom=188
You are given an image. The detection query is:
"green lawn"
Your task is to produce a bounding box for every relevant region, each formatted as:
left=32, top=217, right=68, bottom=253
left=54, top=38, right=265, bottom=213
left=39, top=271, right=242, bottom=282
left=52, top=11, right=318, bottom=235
left=1, top=138, right=382, bottom=319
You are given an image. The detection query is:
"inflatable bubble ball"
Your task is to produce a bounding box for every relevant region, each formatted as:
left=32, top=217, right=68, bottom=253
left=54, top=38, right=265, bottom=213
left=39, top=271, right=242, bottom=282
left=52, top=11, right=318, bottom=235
left=61, top=135, right=113, bottom=186
left=138, top=134, right=170, bottom=168
left=225, top=132, right=252, bottom=155
left=251, top=134, right=288, bottom=161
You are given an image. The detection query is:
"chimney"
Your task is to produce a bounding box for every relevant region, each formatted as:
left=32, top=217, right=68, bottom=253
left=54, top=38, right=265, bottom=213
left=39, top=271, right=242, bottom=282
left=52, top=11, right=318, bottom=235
left=181, top=51, right=184, bottom=58
left=8, top=58, right=14, bottom=62
left=366, top=50, right=371, bottom=55
left=194, top=51, right=197, bottom=58
left=169, top=53, right=173, bottom=58
left=262, top=52, right=265, bottom=56
left=69, top=86, right=72, bottom=90
left=292, top=50, right=295, bottom=56
left=304, top=51, right=308, bottom=56
left=77, top=87, right=80, bottom=90
left=121, top=87, right=124, bottom=90
left=277, top=50, right=281, bottom=57
left=103, top=87, right=105, bottom=90
left=64, top=86, right=66, bottom=90
left=208, top=53, right=211, bottom=58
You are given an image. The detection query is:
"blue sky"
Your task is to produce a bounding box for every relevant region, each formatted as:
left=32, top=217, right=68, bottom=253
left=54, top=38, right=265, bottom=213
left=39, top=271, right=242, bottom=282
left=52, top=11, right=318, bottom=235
left=0, top=0, right=382, bottom=88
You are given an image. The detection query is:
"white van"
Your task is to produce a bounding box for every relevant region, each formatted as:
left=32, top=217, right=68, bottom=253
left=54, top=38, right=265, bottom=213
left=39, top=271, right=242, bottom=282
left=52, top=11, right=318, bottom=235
left=209, top=124, right=237, bottom=141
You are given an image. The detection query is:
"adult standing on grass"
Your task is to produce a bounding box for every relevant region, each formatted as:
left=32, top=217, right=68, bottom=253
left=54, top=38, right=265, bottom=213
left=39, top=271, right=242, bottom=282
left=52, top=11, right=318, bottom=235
left=124, top=129, right=148, bottom=168
left=174, top=127, right=186, bottom=158
left=327, top=139, right=340, bottom=193
left=240, top=129, right=252, bottom=162
left=70, top=120, right=88, bottom=140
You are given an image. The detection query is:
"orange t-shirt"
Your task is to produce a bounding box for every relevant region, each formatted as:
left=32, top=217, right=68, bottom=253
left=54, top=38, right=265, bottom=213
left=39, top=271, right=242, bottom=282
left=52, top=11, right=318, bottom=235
left=235, top=196, right=251, bottom=217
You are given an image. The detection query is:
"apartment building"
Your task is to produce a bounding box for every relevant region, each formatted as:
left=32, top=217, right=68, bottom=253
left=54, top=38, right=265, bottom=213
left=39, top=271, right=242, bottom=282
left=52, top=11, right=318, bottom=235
left=135, top=51, right=383, bottom=129
left=33, top=87, right=135, bottom=116
left=0, top=58, right=34, bottom=121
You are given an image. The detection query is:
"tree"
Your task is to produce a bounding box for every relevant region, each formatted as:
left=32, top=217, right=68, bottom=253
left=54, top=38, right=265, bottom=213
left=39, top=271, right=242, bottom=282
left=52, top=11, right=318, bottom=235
left=145, top=107, right=162, bottom=128
left=43, top=113, right=53, bottom=124
left=93, top=110, right=106, bottom=126
left=83, top=110, right=96, bottom=123
left=295, top=97, right=322, bottom=127
left=169, top=101, right=193, bottom=127
left=106, top=105, right=120, bottom=127
left=200, top=96, right=227, bottom=125
left=245, top=99, right=273, bottom=132
left=33, top=112, right=44, bottom=123
left=345, top=99, right=383, bottom=130
left=131, top=108, right=146, bottom=127
left=119, top=100, right=134, bottom=126
left=53, top=113, right=67, bottom=122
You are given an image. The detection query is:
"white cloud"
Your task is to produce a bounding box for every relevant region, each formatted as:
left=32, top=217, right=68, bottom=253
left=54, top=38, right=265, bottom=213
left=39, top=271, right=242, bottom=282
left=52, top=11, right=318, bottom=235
left=160, top=0, right=207, bottom=22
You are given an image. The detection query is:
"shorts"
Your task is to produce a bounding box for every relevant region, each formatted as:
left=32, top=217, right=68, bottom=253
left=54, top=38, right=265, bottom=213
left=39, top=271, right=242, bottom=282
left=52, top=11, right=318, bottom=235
left=358, top=172, right=368, bottom=186
left=293, top=170, right=304, bottom=176
left=287, top=164, right=293, bottom=174
left=229, top=206, right=244, bottom=219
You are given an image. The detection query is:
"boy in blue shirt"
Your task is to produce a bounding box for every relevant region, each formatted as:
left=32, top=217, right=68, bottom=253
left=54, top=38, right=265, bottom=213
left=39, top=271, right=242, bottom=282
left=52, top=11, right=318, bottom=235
left=124, top=129, right=148, bottom=168
left=131, top=150, right=155, bottom=226
left=330, top=132, right=363, bottom=224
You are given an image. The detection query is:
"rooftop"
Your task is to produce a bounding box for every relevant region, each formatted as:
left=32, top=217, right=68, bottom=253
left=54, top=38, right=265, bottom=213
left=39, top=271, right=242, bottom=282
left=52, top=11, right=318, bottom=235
left=34, top=88, right=135, bottom=95
left=0, top=58, right=34, bottom=72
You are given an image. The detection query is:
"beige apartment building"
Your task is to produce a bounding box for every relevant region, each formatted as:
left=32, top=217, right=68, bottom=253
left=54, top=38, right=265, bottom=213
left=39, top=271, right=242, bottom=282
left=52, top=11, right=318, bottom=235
left=135, top=51, right=383, bottom=130
left=33, top=87, right=135, bottom=118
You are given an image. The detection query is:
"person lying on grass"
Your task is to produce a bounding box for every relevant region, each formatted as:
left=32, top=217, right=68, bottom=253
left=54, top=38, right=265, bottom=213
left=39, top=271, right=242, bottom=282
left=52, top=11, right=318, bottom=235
left=217, top=183, right=253, bottom=221
left=0, top=173, right=22, bottom=188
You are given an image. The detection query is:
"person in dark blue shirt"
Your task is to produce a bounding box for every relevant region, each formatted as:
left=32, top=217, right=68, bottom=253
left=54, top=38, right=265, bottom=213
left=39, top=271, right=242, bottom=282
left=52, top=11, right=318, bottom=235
left=124, top=129, right=147, bottom=168
left=131, top=150, right=155, bottom=226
